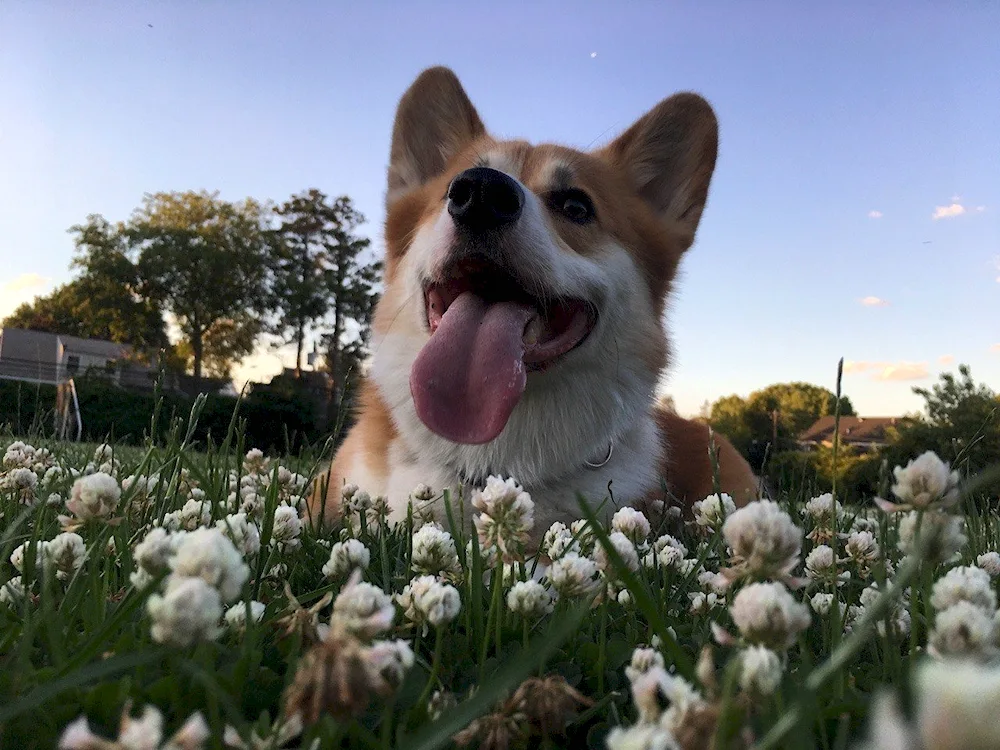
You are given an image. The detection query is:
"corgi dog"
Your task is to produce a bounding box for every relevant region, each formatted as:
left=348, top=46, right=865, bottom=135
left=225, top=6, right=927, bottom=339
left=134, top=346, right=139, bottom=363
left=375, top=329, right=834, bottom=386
left=310, top=66, right=760, bottom=537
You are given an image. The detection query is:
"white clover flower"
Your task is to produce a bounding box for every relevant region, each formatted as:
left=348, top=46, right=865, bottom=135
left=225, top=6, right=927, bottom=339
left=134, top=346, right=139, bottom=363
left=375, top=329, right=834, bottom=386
left=594, top=531, right=640, bottom=574
left=625, top=646, right=665, bottom=685
left=722, top=500, right=802, bottom=583
left=66, top=472, right=120, bottom=521
left=59, top=705, right=208, bottom=750
left=472, top=475, right=534, bottom=563
left=976, top=552, right=1000, bottom=578
left=161, top=497, right=212, bottom=531
left=617, top=589, right=632, bottom=606
left=805, top=544, right=848, bottom=586
left=910, top=659, right=1000, bottom=748
left=365, top=638, right=416, bottom=690
left=689, top=591, right=721, bottom=615
left=322, top=539, right=371, bottom=579
left=810, top=592, right=835, bottom=615
left=542, top=521, right=578, bottom=561
left=147, top=575, right=223, bottom=647
left=397, top=575, right=461, bottom=629
left=931, top=566, right=996, bottom=613
left=411, top=524, right=461, bottom=578
left=845, top=530, right=880, bottom=577
left=648, top=533, right=688, bottom=571
left=340, top=482, right=359, bottom=501
left=856, top=583, right=912, bottom=638
left=270, top=504, right=303, bottom=550
left=738, top=645, right=783, bottom=696
left=630, top=667, right=706, bottom=736
left=548, top=552, right=601, bottom=598
left=46, top=492, right=63, bottom=508
left=10, top=540, right=44, bottom=574
left=169, top=527, right=249, bottom=604
left=612, top=507, right=651, bottom=544
left=693, top=493, right=737, bottom=533
left=332, top=577, right=395, bottom=638
left=605, top=723, right=679, bottom=750
left=1, top=576, right=25, bottom=606
left=348, top=488, right=373, bottom=514
left=44, top=532, right=87, bottom=581
left=243, top=448, right=269, bottom=474
left=881, top=450, right=961, bottom=513
left=929, top=601, right=999, bottom=661
left=698, top=570, right=730, bottom=595
left=802, top=493, right=843, bottom=525
left=216, top=512, right=261, bottom=558
left=4, top=467, right=38, bottom=505
left=897, top=511, right=966, bottom=565
left=224, top=601, right=266, bottom=632
left=730, top=582, right=811, bottom=651
left=506, top=580, right=555, bottom=618
left=131, top=527, right=185, bottom=587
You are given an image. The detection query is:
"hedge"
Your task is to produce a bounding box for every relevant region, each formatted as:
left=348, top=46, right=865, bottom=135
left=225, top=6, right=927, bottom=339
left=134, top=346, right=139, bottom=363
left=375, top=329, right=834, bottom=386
left=0, top=377, right=330, bottom=454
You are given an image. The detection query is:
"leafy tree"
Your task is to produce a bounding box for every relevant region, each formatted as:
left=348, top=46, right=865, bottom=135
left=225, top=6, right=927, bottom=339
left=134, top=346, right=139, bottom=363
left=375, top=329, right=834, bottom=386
left=270, top=190, right=351, bottom=375
left=312, top=196, right=381, bottom=410
left=709, top=382, right=855, bottom=469
left=3, top=215, right=167, bottom=356
left=129, top=191, right=271, bottom=381
left=887, top=365, right=1000, bottom=476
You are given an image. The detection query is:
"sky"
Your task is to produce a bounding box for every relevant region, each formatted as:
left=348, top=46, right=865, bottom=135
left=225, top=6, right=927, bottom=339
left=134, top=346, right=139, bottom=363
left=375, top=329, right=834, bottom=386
left=1, top=1, right=998, bottom=419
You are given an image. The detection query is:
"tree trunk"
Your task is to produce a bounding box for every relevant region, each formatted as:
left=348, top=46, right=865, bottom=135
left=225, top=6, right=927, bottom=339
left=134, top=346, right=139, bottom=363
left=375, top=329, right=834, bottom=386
left=294, top=318, right=304, bottom=377
left=192, top=330, right=203, bottom=384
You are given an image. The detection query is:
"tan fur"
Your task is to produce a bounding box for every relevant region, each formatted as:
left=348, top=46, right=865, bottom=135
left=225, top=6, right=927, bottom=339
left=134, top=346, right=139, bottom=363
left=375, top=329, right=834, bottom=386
left=308, top=66, right=761, bottom=529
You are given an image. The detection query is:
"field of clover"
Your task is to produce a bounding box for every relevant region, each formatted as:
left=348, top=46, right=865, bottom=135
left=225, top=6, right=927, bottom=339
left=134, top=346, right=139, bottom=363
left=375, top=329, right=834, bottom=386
left=3, top=397, right=1000, bottom=750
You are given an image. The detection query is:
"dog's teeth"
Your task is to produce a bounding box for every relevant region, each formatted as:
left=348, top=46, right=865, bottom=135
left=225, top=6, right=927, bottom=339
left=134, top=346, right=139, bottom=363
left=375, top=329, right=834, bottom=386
left=523, top=316, right=543, bottom=346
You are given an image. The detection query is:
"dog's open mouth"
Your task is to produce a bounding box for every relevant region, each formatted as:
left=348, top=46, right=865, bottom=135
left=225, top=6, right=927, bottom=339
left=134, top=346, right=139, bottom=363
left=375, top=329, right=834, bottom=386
left=409, top=259, right=597, bottom=445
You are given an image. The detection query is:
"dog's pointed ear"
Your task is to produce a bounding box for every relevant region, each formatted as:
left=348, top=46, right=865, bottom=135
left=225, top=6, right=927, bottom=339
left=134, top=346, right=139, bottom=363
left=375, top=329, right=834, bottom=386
left=386, top=67, right=486, bottom=207
left=598, top=93, right=718, bottom=241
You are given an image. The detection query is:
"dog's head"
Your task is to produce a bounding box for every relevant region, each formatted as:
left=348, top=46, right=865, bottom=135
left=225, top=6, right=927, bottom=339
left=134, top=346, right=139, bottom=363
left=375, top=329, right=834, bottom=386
left=369, top=67, right=718, bottom=487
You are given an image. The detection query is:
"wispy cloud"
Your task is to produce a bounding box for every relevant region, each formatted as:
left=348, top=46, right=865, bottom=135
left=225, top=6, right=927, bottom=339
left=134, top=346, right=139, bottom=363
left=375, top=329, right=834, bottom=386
left=938, top=354, right=954, bottom=365
left=2, top=273, right=49, bottom=293
left=859, top=296, right=889, bottom=307
left=933, top=203, right=966, bottom=220
left=875, top=362, right=929, bottom=381
left=867, top=210, right=883, bottom=219
left=991, top=344, right=1000, bottom=354
left=843, top=360, right=930, bottom=381
left=976, top=206, right=987, bottom=213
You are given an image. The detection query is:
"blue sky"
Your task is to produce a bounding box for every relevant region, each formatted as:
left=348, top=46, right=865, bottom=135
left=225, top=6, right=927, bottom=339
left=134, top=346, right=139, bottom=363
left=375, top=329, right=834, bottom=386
left=1, top=1, right=998, bottom=418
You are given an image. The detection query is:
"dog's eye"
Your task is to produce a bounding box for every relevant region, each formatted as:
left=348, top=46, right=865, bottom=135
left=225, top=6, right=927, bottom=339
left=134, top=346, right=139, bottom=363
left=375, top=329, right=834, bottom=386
left=551, top=190, right=595, bottom=224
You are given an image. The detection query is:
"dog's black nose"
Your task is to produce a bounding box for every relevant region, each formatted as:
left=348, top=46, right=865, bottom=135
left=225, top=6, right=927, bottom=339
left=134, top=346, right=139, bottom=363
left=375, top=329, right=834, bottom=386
left=447, top=167, right=524, bottom=230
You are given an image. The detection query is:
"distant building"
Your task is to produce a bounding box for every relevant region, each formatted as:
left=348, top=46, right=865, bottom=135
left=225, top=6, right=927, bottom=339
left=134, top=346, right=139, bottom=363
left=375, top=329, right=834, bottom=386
left=797, top=416, right=901, bottom=452
left=0, top=327, right=228, bottom=395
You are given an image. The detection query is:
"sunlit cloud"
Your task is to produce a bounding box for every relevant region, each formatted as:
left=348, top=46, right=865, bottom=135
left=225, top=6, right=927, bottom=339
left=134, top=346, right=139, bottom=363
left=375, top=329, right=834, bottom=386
left=932, top=203, right=966, bottom=220
left=0, top=273, right=52, bottom=321
left=938, top=354, right=954, bottom=365
left=867, top=210, right=883, bottom=219
left=859, top=296, right=889, bottom=307
left=875, top=362, right=929, bottom=381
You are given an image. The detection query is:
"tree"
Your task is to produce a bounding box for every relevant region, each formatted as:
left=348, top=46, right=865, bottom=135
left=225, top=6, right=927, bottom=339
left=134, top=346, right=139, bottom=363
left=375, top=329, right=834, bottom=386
left=3, top=215, right=167, bottom=356
left=130, top=191, right=271, bottom=381
left=709, top=382, right=855, bottom=469
left=269, top=190, right=347, bottom=375
left=314, top=196, right=381, bottom=409
left=887, top=365, right=1000, bottom=476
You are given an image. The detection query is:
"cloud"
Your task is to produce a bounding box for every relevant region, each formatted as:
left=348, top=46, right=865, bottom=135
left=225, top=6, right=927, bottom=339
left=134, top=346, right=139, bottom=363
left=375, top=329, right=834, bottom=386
left=859, top=296, right=889, bottom=307
left=938, top=354, right=954, bottom=365
left=843, top=360, right=878, bottom=374
left=0, top=273, right=52, bottom=321
left=3, top=273, right=49, bottom=293
left=991, top=344, right=1000, bottom=354
left=867, top=210, right=883, bottom=219
left=976, top=206, right=987, bottom=212
left=932, top=203, right=966, bottom=220
left=875, top=362, right=929, bottom=381
left=843, top=360, right=931, bottom=381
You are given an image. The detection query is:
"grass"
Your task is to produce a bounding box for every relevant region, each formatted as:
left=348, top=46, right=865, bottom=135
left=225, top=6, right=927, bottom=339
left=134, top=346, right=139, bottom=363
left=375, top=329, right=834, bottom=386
left=2, top=395, right=1000, bottom=750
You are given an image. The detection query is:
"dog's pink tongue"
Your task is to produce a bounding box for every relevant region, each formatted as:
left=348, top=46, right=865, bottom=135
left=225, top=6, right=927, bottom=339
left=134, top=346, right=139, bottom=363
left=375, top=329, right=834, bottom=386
left=410, top=291, right=535, bottom=444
